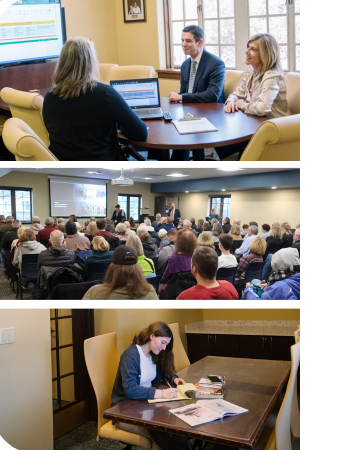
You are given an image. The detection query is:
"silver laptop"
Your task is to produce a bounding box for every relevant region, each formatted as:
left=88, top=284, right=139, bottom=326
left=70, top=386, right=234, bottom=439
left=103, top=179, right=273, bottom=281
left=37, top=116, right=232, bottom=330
left=110, top=78, right=163, bottom=119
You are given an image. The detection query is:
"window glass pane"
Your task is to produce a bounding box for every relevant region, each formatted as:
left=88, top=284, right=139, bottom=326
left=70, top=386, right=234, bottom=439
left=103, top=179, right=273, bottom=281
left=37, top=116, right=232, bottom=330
left=295, top=15, right=300, bottom=44
left=118, top=196, right=128, bottom=215
left=170, top=0, right=183, bottom=20
left=220, top=19, right=235, bottom=44
left=204, top=20, right=219, bottom=45
left=59, top=347, right=74, bottom=375
left=211, top=198, right=221, bottom=214
left=268, top=0, right=286, bottom=15
left=269, top=16, right=287, bottom=43
left=219, top=0, right=234, bottom=18
left=173, top=45, right=186, bottom=66
left=129, top=197, right=140, bottom=221
left=205, top=45, right=219, bottom=57
left=221, top=46, right=236, bottom=68
left=61, top=375, right=75, bottom=403
left=185, top=20, right=198, bottom=27
left=296, top=45, right=300, bottom=71
left=294, top=0, right=300, bottom=14
left=249, top=0, right=266, bottom=16
left=279, top=45, right=288, bottom=70
left=222, top=198, right=231, bottom=221
left=203, top=0, right=218, bottom=19
left=58, top=318, right=73, bottom=347
left=0, top=189, right=12, bottom=217
left=250, top=17, right=267, bottom=36
left=15, top=190, right=31, bottom=221
left=172, top=21, right=184, bottom=44
left=185, top=0, right=198, bottom=20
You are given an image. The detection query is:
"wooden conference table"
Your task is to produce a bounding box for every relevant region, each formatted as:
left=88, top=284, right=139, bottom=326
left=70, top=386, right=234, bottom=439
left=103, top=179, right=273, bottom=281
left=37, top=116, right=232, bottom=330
left=104, top=356, right=291, bottom=449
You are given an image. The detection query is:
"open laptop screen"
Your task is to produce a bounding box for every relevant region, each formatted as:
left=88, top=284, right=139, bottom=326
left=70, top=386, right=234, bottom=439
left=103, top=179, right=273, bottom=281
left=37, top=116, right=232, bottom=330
left=110, top=78, right=160, bottom=109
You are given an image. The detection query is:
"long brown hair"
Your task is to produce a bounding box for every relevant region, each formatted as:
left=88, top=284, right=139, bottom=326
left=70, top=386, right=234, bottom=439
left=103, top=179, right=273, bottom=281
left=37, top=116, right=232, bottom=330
left=132, top=322, right=175, bottom=376
left=174, top=229, right=198, bottom=255
left=16, top=228, right=35, bottom=247
left=103, top=263, right=153, bottom=298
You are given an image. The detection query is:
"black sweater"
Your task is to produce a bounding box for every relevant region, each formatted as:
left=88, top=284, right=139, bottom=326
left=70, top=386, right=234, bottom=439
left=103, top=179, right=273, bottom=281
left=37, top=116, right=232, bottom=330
left=43, top=82, right=148, bottom=161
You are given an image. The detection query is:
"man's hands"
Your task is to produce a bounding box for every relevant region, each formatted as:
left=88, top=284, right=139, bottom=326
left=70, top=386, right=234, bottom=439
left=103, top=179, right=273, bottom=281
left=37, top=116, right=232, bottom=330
left=168, top=92, right=182, bottom=102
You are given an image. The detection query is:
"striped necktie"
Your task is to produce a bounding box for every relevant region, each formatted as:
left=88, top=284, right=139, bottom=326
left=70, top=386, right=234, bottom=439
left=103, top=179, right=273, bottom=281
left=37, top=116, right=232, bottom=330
left=188, top=60, right=197, bottom=94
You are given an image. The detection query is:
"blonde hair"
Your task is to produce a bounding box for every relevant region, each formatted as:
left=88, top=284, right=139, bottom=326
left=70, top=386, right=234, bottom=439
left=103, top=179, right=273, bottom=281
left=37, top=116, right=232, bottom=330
left=231, top=224, right=240, bottom=236
left=271, top=225, right=282, bottom=238
left=197, top=219, right=204, bottom=228
left=198, top=231, right=214, bottom=248
left=281, top=222, right=292, bottom=234
left=248, top=33, right=285, bottom=78
left=16, top=228, right=35, bottom=247
left=51, top=37, right=100, bottom=100
left=86, top=221, right=98, bottom=236
left=17, top=226, right=28, bottom=239
left=92, top=236, right=110, bottom=251
left=126, top=234, right=144, bottom=256
left=116, top=223, right=127, bottom=234
left=249, top=237, right=266, bottom=256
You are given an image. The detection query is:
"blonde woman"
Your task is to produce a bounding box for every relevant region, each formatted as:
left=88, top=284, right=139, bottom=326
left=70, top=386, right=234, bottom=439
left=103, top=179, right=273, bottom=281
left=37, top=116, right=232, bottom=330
left=218, top=33, right=291, bottom=159
left=126, top=234, right=155, bottom=276
left=266, top=222, right=283, bottom=249
left=281, top=221, right=293, bottom=247
left=85, top=221, right=98, bottom=242
left=198, top=231, right=215, bottom=249
left=195, top=219, right=204, bottom=234
left=235, top=237, right=266, bottom=296
left=13, top=229, right=46, bottom=272
left=231, top=224, right=243, bottom=241
left=11, top=226, right=28, bottom=251
left=84, top=236, right=113, bottom=278
left=43, top=37, right=147, bottom=161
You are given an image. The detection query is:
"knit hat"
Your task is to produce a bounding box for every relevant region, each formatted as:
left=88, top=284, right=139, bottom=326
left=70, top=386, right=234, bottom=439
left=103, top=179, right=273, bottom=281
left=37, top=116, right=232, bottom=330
left=112, top=245, right=137, bottom=265
left=271, top=248, right=300, bottom=271
left=65, top=221, right=77, bottom=236
left=158, top=229, right=167, bottom=238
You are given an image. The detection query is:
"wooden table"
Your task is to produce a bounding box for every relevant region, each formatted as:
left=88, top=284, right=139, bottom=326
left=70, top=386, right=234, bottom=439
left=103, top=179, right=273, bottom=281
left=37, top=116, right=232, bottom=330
left=104, top=356, right=291, bottom=449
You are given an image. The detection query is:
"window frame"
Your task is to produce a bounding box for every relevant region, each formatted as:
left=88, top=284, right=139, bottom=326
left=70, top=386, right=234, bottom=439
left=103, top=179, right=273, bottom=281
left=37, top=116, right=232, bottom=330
left=209, top=195, right=231, bottom=224
left=0, top=186, right=33, bottom=223
left=117, top=193, right=142, bottom=221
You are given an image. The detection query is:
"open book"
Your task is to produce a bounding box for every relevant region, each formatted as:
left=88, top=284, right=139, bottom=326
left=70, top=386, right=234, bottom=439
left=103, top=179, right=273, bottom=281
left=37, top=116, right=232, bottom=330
left=169, top=399, right=248, bottom=427
left=148, top=383, right=197, bottom=403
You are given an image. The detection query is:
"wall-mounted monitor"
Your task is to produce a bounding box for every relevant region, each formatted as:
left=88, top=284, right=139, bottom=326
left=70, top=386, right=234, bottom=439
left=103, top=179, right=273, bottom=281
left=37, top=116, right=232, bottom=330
left=0, top=0, right=65, bottom=67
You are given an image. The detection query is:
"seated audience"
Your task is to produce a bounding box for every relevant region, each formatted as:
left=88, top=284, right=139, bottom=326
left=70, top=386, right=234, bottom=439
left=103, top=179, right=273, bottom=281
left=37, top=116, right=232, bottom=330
left=1, top=220, right=21, bottom=261
left=210, top=218, right=218, bottom=229
left=138, top=230, right=158, bottom=259
left=183, top=219, right=198, bottom=236
left=162, top=229, right=197, bottom=293
left=233, top=218, right=244, bottom=235
left=243, top=221, right=258, bottom=240
left=235, top=225, right=258, bottom=256
left=291, top=228, right=300, bottom=256
left=92, top=218, right=114, bottom=238
left=105, top=218, right=115, bottom=234
left=0, top=216, right=14, bottom=239
left=69, top=215, right=77, bottom=222
left=222, top=217, right=231, bottom=234
left=124, top=221, right=135, bottom=235
left=30, top=216, right=44, bottom=236
left=126, top=234, right=155, bottom=276
left=195, top=219, right=204, bottom=234
left=36, top=217, right=56, bottom=242
left=244, top=248, right=300, bottom=300
left=128, top=218, right=137, bottom=231
left=218, top=234, right=238, bottom=269
left=83, top=245, right=158, bottom=300
left=177, top=217, right=185, bottom=229
left=75, top=221, right=85, bottom=236
left=198, top=231, right=215, bottom=249
left=242, top=224, right=249, bottom=236
left=231, top=224, right=243, bottom=240
left=203, top=222, right=211, bottom=232
left=81, top=219, right=90, bottom=234
left=11, top=226, right=27, bottom=251
left=115, top=223, right=129, bottom=241
left=260, top=224, right=271, bottom=239
left=0, top=215, right=6, bottom=229
left=235, top=237, right=266, bottom=296
left=84, top=236, right=113, bottom=278
left=158, top=229, right=168, bottom=248
left=143, top=218, right=155, bottom=232
left=281, top=221, right=293, bottom=246
left=38, top=230, right=76, bottom=269
left=177, top=247, right=239, bottom=300
left=65, top=221, right=91, bottom=251
left=211, top=223, right=223, bottom=243
left=155, top=217, right=176, bottom=232
left=190, top=218, right=197, bottom=229
left=58, top=221, right=66, bottom=237
left=157, top=228, right=177, bottom=272
left=43, top=37, right=148, bottom=161
left=13, top=229, right=46, bottom=272
left=152, top=214, right=162, bottom=228
left=265, top=222, right=283, bottom=249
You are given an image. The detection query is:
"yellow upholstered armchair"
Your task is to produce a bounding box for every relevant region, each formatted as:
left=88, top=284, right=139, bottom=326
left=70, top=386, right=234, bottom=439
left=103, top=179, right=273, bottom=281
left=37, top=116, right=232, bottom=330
left=99, top=63, right=119, bottom=84
left=109, top=65, right=156, bottom=80
left=240, top=72, right=300, bottom=161
left=2, top=117, right=58, bottom=161
left=0, top=87, right=50, bottom=147
left=224, top=70, right=245, bottom=99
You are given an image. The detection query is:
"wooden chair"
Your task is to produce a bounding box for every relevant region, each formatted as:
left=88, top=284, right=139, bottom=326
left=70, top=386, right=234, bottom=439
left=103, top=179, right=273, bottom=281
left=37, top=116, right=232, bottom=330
left=84, top=333, right=152, bottom=449
left=168, top=323, right=190, bottom=372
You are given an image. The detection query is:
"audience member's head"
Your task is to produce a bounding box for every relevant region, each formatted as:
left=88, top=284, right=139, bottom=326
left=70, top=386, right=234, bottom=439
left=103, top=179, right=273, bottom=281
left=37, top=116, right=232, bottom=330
left=50, top=230, right=64, bottom=246
left=293, top=228, right=300, bottom=242
left=197, top=219, right=204, bottom=228
left=16, top=228, right=36, bottom=247
left=272, top=221, right=281, bottom=227
left=45, top=217, right=54, bottom=227
left=31, top=216, right=41, bottom=224
left=223, top=217, right=230, bottom=224
left=84, top=219, right=90, bottom=228
left=124, top=221, right=131, bottom=229
left=281, top=222, right=292, bottom=234
left=116, top=223, right=127, bottom=234
left=242, top=224, right=249, bottom=231
left=210, top=218, right=218, bottom=226
left=271, top=223, right=282, bottom=238
left=203, top=222, right=211, bottom=232
left=144, top=218, right=151, bottom=227
left=231, top=224, right=241, bottom=236
left=69, top=214, right=77, bottom=222
left=174, top=229, right=198, bottom=255
left=296, top=222, right=300, bottom=229
left=16, top=226, right=28, bottom=241
left=86, top=221, right=98, bottom=235
left=12, top=220, right=21, bottom=229
left=219, top=233, right=233, bottom=252
left=158, top=229, right=168, bottom=241
left=166, top=217, right=174, bottom=225
left=271, top=248, right=299, bottom=271
left=212, top=223, right=223, bottom=236
left=66, top=221, right=77, bottom=236
left=156, top=213, right=161, bottom=221
left=92, top=236, right=110, bottom=251
left=75, top=222, right=82, bottom=232
left=126, top=234, right=144, bottom=256
left=6, top=216, right=14, bottom=221
left=96, top=218, right=107, bottom=231
left=249, top=221, right=258, bottom=227
left=167, top=228, right=178, bottom=242
left=249, top=237, right=267, bottom=256
left=191, top=246, right=218, bottom=281
left=137, top=224, right=147, bottom=234
left=90, top=217, right=96, bottom=222
left=233, top=218, right=241, bottom=226
left=183, top=219, right=192, bottom=230
left=58, top=222, right=66, bottom=233
left=0, top=215, right=5, bottom=222
left=248, top=225, right=258, bottom=236
left=138, top=230, right=150, bottom=243
left=190, top=218, right=196, bottom=226
left=58, top=218, right=65, bottom=223
left=129, top=218, right=136, bottom=228
left=262, top=224, right=271, bottom=233
left=198, top=231, right=214, bottom=248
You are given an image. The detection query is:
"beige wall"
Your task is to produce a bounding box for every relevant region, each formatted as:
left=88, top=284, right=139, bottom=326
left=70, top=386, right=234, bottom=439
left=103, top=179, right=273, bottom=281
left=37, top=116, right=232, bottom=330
left=0, top=310, right=53, bottom=450
left=202, top=309, right=300, bottom=321
left=167, top=188, right=300, bottom=230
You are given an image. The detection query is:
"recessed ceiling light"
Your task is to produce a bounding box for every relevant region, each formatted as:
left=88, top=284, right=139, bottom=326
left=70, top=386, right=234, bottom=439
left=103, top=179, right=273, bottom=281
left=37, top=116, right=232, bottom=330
left=144, top=177, right=153, bottom=180
left=271, top=186, right=277, bottom=189
left=216, top=168, right=245, bottom=172
left=166, top=173, right=190, bottom=178
left=221, top=189, right=226, bottom=192
left=185, top=191, right=189, bottom=193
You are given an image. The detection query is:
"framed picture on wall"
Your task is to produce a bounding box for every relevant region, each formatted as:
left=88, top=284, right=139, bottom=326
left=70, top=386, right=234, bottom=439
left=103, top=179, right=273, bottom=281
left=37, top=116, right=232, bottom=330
left=123, top=0, right=146, bottom=23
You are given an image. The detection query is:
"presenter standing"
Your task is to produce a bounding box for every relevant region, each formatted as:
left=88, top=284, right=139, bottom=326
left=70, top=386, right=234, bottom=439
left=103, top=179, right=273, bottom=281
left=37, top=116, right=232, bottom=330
left=111, top=205, right=125, bottom=225
left=168, top=203, right=180, bottom=227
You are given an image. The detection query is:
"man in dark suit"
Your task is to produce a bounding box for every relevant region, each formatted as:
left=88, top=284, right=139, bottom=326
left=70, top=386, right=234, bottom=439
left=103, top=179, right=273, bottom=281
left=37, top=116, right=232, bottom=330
left=111, top=204, right=125, bottom=225
left=168, top=25, right=226, bottom=161
left=168, top=203, right=181, bottom=226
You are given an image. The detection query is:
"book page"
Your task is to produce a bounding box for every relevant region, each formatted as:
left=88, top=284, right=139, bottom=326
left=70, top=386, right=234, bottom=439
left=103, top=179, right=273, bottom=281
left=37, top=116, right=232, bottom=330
left=148, top=383, right=197, bottom=403
left=170, top=403, right=220, bottom=427
left=197, top=399, right=248, bottom=417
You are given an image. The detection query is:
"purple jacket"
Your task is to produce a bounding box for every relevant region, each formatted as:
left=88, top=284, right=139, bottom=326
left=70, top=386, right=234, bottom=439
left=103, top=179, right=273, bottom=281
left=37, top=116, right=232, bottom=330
left=162, top=253, right=192, bottom=292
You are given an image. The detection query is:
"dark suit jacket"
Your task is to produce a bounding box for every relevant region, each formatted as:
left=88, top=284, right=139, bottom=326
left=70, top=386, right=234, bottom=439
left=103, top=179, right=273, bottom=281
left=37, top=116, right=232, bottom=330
left=168, top=208, right=181, bottom=223
left=179, top=49, right=226, bottom=104
left=111, top=209, right=125, bottom=224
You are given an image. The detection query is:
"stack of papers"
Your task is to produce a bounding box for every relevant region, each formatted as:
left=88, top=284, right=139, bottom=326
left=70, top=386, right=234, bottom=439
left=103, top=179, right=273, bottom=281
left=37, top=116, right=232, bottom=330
left=197, top=375, right=224, bottom=389
left=172, top=118, right=218, bottom=135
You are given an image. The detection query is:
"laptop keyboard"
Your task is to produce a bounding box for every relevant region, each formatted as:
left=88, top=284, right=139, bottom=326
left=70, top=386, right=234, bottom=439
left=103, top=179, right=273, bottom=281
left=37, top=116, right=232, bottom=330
left=134, top=108, right=162, bottom=116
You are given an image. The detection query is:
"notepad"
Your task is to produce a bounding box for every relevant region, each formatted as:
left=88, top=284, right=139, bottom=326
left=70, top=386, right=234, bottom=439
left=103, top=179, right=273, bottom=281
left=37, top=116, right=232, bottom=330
left=172, top=118, right=218, bottom=135
left=148, top=383, right=197, bottom=403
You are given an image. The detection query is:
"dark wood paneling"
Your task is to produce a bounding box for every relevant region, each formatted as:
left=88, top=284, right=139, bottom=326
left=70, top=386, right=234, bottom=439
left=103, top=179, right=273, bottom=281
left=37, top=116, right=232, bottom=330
left=269, top=336, right=294, bottom=361
left=53, top=400, right=89, bottom=439
left=214, top=334, right=240, bottom=358
left=186, top=334, right=212, bottom=364
left=238, top=335, right=270, bottom=360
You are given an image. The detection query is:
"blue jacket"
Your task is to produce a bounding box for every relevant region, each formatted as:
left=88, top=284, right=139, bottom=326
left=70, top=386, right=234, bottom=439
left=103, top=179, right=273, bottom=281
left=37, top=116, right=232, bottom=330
left=154, top=223, right=176, bottom=232
left=244, top=273, right=300, bottom=300
left=111, top=344, right=177, bottom=406
left=180, top=49, right=226, bottom=104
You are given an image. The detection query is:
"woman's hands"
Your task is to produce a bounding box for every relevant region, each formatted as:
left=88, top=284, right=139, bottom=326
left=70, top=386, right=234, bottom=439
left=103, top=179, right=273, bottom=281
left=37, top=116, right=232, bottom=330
left=224, top=100, right=246, bottom=113
left=174, top=377, right=185, bottom=386
left=155, top=388, right=178, bottom=399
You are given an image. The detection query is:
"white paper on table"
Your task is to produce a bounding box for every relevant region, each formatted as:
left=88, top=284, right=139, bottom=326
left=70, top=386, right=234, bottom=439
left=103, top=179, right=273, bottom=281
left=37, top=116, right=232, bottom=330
left=172, top=118, right=218, bottom=135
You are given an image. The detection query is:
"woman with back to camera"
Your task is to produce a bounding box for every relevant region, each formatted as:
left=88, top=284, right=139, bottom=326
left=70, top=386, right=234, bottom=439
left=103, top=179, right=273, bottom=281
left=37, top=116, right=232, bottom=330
left=111, top=322, right=186, bottom=449
left=43, top=37, right=148, bottom=161
left=217, top=33, right=291, bottom=160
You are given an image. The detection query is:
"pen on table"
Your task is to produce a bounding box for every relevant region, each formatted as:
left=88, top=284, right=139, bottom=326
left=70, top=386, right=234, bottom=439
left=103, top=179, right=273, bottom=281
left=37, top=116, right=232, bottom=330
left=165, top=379, right=172, bottom=388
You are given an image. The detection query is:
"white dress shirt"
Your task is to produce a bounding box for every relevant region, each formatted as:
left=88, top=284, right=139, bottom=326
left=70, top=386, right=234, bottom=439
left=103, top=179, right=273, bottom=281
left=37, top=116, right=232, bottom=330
left=132, top=6, right=141, bottom=13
